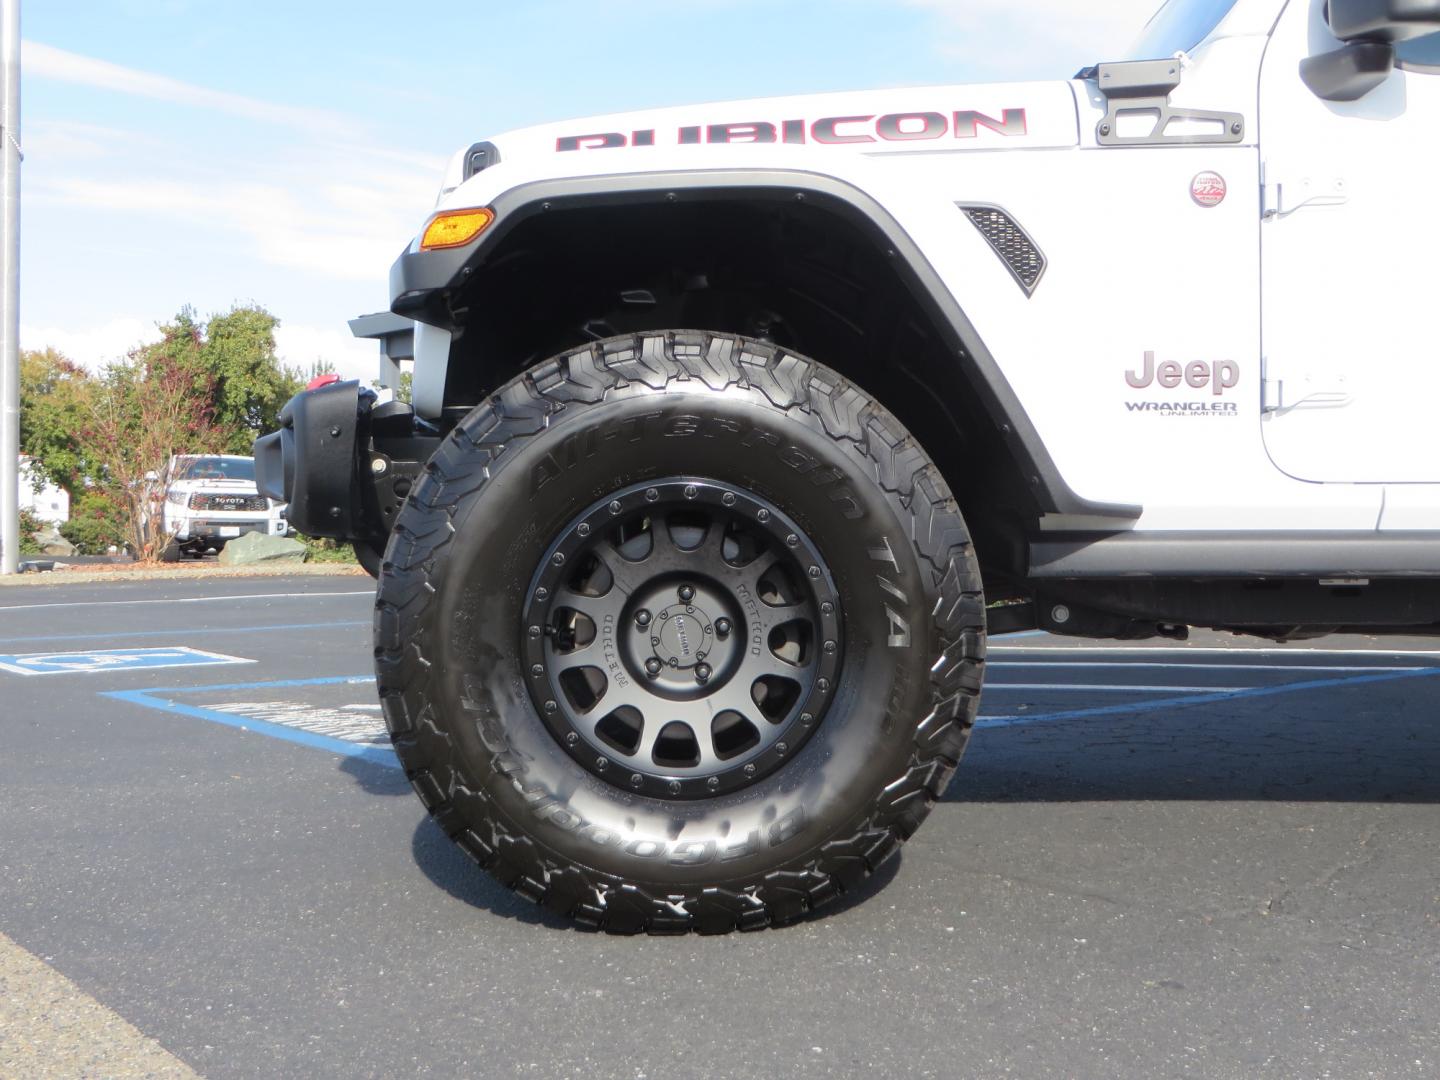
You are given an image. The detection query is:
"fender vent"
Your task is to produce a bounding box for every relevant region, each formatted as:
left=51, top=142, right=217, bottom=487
left=959, top=204, right=1047, bottom=296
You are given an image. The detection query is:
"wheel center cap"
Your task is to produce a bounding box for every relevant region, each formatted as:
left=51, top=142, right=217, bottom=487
left=655, top=604, right=712, bottom=669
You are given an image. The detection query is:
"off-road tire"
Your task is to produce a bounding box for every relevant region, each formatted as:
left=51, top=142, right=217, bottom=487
left=375, top=331, right=986, bottom=933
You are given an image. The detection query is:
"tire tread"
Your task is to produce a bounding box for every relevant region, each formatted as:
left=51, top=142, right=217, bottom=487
left=375, top=331, right=986, bottom=933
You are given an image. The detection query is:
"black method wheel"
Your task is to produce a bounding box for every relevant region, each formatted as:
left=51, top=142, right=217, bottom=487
left=524, top=478, right=842, bottom=802
left=375, top=332, right=986, bottom=933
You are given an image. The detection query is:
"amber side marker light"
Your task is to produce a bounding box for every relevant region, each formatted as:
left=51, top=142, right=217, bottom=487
left=420, top=207, right=496, bottom=251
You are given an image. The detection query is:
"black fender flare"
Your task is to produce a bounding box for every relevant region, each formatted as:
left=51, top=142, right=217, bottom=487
left=388, top=168, right=1139, bottom=521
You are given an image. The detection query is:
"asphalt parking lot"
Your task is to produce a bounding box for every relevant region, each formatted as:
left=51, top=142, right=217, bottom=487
left=1, top=575, right=1438, bottom=1079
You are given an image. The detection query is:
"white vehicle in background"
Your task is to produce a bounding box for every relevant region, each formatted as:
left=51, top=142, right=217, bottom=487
left=161, top=454, right=288, bottom=560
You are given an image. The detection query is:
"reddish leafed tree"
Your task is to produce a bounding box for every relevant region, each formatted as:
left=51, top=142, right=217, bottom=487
left=78, top=352, right=222, bottom=561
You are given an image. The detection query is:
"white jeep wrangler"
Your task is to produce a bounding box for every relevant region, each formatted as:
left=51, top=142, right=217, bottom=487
left=257, top=0, right=1440, bottom=932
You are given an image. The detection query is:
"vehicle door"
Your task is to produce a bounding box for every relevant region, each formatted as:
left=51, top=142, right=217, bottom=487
left=1259, top=0, right=1440, bottom=482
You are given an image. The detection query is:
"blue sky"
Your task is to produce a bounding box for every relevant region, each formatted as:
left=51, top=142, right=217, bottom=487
left=19, top=0, right=1157, bottom=380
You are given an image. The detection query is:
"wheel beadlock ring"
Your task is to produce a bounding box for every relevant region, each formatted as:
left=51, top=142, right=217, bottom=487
left=521, top=478, right=843, bottom=800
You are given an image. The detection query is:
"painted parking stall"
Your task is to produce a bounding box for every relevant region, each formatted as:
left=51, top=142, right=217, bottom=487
left=0, top=646, right=253, bottom=676
left=94, top=636, right=1440, bottom=769
left=105, top=675, right=393, bottom=767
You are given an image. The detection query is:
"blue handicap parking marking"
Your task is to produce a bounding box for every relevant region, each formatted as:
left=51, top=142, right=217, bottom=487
left=0, top=646, right=254, bottom=676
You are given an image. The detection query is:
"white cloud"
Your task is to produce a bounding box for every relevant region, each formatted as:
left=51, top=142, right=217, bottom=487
left=22, top=40, right=362, bottom=138
left=900, top=0, right=1159, bottom=77
left=20, top=315, right=154, bottom=369
left=274, top=322, right=384, bottom=384
left=42, top=174, right=426, bottom=283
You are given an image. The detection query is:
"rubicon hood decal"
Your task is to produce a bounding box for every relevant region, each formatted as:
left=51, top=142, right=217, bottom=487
left=558, top=109, right=1030, bottom=152
left=475, top=82, right=1080, bottom=170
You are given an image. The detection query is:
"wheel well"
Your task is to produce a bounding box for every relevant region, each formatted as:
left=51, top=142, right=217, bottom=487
left=441, top=197, right=1038, bottom=583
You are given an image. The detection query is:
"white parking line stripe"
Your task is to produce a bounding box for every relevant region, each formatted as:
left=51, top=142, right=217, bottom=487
left=0, top=590, right=374, bottom=612
left=991, top=645, right=1440, bottom=657
left=990, top=661, right=1429, bottom=673
left=987, top=683, right=1249, bottom=693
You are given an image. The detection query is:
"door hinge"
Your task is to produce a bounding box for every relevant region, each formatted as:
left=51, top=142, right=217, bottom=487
left=1261, top=356, right=1281, bottom=414
left=1261, top=164, right=1349, bottom=220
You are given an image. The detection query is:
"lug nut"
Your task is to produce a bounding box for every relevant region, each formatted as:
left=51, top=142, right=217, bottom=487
left=577, top=522, right=591, bottom=537
left=678, top=584, right=695, bottom=603
left=635, top=609, right=652, bottom=627
left=695, top=663, right=713, bottom=684
left=786, top=534, right=799, bottom=547
left=645, top=658, right=663, bottom=678
left=630, top=773, right=644, bottom=787
left=721, top=492, right=737, bottom=507
left=645, top=487, right=660, bottom=502
left=707, top=776, right=720, bottom=789
left=609, top=500, right=622, bottom=515
left=669, top=781, right=682, bottom=794
left=756, top=509, right=770, bottom=523
left=530, top=664, right=544, bottom=677
left=684, top=485, right=698, bottom=499
left=808, top=566, right=821, bottom=579
left=715, top=618, right=731, bottom=638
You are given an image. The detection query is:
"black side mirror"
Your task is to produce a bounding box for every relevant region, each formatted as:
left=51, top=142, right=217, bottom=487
left=1327, top=0, right=1440, bottom=43
left=1303, top=0, right=1440, bottom=100
left=1301, top=39, right=1395, bottom=99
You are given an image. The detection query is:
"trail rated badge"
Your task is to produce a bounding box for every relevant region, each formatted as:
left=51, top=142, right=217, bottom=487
left=1191, top=171, right=1227, bottom=208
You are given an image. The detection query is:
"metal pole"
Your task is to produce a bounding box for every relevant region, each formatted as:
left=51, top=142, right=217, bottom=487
left=0, top=0, right=18, bottom=573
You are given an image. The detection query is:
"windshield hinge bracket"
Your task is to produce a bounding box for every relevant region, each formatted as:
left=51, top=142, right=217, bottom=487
left=1086, top=59, right=1245, bottom=147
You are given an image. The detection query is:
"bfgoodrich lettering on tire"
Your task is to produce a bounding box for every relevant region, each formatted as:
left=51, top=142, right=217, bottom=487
left=375, top=331, right=985, bottom=933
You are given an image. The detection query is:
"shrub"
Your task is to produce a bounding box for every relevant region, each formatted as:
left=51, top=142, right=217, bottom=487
left=299, top=535, right=359, bottom=564
left=18, top=508, right=44, bottom=555
left=60, top=492, right=131, bottom=555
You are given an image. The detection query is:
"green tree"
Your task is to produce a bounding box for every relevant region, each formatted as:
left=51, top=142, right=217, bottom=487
left=19, top=347, right=94, bottom=493
left=201, top=305, right=304, bottom=452
left=144, top=304, right=305, bottom=454
left=77, top=351, right=221, bottom=560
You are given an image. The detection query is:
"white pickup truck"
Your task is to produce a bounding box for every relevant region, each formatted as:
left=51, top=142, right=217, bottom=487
left=258, top=0, right=1440, bottom=933
left=160, top=454, right=287, bottom=559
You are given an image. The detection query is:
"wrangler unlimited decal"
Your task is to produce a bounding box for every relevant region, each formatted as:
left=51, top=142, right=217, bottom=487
left=556, top=109, right=1029, bottom=151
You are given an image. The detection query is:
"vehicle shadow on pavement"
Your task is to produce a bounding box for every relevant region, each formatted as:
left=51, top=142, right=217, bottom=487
left=945, top=711, right=1440, bottom=803
left=338, top=754, right=412, bottom=796
left=406, top=816, right=903, bottom=931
